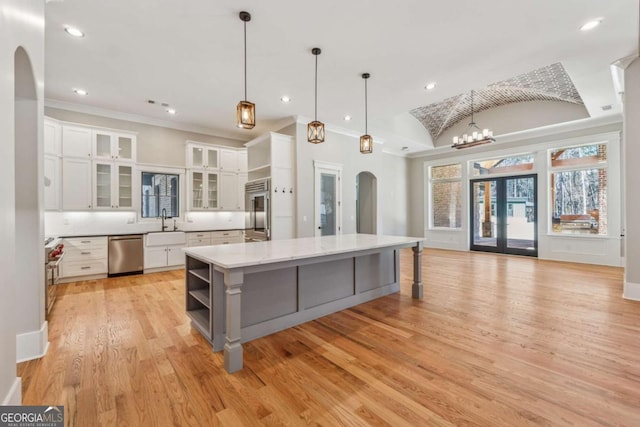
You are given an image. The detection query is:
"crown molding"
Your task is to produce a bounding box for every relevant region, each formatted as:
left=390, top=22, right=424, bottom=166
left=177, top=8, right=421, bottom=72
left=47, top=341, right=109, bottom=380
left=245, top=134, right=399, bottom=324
left=44, top=98, right=247, bottom=141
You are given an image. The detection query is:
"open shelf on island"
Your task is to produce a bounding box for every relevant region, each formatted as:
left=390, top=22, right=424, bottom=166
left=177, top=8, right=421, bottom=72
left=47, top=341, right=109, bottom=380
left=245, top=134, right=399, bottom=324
left=186, top=308, right=210, bottom=336
left=189, top=289, right=210, bottom=309
left=189, top=268, right=210, bottom=283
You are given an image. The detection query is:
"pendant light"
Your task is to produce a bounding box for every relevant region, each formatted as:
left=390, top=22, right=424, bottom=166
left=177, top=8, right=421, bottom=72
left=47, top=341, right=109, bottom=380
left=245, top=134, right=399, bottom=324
left=236, top=11, right=255, bottom=129
left=451, top=90, right=494, bottom=149
left=360, top=73, right=373, bottom=154
left=307, top=48, right=325, bottom=143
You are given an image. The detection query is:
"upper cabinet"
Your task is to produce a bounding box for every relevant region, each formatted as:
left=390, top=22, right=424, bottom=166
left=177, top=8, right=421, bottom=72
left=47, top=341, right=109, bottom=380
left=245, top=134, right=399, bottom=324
left=188, top=143, right=218, bottom=169
left=62, top=125, right=92, bottom=158
left=44, top=118, right=61, bottom=156
left=93, top=130, right=136, bottom=162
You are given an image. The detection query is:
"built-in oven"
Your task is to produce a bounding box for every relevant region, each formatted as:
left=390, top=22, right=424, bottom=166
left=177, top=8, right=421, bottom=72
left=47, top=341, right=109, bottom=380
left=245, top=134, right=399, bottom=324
left=44, top=238, right=64, bottom=317
left=245, top=179, right=270, bottom=241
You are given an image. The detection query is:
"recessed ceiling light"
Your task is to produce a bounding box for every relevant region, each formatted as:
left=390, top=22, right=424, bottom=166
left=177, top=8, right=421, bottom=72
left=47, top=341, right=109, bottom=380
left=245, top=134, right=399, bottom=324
left=580, top=19, right=602, bottom=31
left=424, top=82, right=437, bottom=90
left=401, top=146, right=409, bottom=151
left=73, top=88, right=88, bottom=96
left=64, top=26, right=85, bottom=38
left=344, top=115, right=352, bottom=121
left=166, top=108, right=176, bottom=115
left=280, top=96, right=291, bottom=103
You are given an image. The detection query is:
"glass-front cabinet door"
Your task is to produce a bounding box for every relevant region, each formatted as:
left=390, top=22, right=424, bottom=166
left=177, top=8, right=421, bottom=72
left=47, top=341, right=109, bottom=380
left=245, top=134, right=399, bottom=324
left=117, top=136, right=134, bottom=161
left=94, top=131, right=113, bottom=159
left=94, top=162, right=113, bottom=208
left=118, top=165, right=133, bottom=208
left=207, top=172, right=219, bottom=209
left=190, top=171, right=204, bottom=209
left=189, top=145, right=218, bottom=169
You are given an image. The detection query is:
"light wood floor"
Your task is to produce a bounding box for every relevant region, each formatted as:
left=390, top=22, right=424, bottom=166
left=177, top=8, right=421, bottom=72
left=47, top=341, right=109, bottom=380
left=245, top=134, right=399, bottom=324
left=18, top=249, right=640, bottom=426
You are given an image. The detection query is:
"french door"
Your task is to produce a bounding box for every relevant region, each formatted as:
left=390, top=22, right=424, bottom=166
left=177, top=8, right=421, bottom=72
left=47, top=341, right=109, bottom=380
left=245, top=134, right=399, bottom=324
left=470, top=174, right=537, bottom=256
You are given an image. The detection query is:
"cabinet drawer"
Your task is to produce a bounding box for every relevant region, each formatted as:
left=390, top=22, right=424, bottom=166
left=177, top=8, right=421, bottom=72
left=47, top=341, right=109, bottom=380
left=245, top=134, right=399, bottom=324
left=210, top=230, right=242, bottom=238
left=210, top=236, right=243, bottom=245
left=187, top=232, right=212, bottom=239
left=187, top=238, right=212, bottom=247
left=64, top=236, right=108, bottom=251
left=64, top=246, right=108, bottom=260
left=61, top=260, right=107, bottom=277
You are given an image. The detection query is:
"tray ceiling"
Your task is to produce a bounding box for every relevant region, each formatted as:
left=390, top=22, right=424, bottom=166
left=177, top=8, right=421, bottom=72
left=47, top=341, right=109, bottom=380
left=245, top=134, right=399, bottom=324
left=410, top=63, right=585, bottom=141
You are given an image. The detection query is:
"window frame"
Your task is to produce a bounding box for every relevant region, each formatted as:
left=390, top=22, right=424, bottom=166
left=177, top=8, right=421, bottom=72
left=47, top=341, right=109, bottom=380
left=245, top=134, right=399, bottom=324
left=428, top=163, right=463, bottom=230
left=548, top=141, right=609, bottom=237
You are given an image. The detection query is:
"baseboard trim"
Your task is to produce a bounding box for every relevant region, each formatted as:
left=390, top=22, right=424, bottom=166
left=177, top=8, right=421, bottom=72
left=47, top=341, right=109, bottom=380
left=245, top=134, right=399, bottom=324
left=16, top=321, right=49, bottom=363
left=1, top=377, right=21, bottom=405
left=623, top=281, right=640, bottom=301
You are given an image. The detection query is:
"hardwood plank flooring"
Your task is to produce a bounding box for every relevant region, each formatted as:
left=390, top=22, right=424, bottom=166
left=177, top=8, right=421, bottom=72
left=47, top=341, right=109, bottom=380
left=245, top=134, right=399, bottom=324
left=18, top=249, right=640, bottom=426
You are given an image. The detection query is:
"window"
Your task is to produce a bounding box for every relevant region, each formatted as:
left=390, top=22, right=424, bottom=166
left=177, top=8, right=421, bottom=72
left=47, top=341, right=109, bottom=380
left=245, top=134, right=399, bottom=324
left=142, top=172, right=179, bottom=218
left=550, top=143, right=607, bottom=235
left=472, top=154, right=534, bottom=176
left=430, top=164, right=462, bottom=228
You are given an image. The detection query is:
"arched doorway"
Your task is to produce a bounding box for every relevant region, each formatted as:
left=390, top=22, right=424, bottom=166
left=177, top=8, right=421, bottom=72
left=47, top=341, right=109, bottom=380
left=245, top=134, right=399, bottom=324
left=356, top=171, right=377, bottom=234
left=14, top=46, right=45, bottom=360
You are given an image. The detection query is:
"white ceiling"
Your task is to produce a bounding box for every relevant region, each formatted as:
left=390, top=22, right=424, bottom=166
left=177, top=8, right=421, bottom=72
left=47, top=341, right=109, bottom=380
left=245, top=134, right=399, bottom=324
left=44, top=0, right=639, bottom=153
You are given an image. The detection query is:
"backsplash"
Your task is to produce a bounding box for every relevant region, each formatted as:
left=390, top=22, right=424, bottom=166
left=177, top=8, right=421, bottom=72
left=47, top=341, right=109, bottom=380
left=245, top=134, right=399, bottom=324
left=45, top=211, right=246, bottom=237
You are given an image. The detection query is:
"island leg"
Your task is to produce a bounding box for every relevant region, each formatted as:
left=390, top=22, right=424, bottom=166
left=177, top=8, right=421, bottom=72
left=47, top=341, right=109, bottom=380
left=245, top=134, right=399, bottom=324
left=224, top=269, right=244, bottom=373
left=412, top=241, right=424, bottom=299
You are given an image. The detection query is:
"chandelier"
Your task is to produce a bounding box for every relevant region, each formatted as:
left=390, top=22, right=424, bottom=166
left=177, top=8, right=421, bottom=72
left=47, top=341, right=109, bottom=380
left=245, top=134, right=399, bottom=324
left=451, top=90, right=494, bottom=149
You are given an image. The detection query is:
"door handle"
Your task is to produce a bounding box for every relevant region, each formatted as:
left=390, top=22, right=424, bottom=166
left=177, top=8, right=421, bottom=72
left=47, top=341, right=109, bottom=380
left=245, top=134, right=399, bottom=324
left=318, top=226, right=322, bottom=230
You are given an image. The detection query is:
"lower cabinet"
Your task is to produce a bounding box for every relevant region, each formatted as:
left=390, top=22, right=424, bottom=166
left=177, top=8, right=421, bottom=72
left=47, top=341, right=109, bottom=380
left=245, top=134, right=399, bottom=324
left=187, top=230, right=244, bottom=247
left=144, top=245, right=186, bottom=269
left=60, top=236, right=108, bottom=279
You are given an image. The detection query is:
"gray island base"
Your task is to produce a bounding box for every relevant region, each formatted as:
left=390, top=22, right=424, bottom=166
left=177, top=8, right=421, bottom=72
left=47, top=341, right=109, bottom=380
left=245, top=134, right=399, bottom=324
left=184, top=234, right=424, bottom=373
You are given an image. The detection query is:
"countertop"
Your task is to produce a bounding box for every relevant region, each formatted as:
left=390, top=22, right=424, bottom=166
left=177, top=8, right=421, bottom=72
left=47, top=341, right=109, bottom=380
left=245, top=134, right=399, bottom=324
left=184, top=234, right=424, bottom=269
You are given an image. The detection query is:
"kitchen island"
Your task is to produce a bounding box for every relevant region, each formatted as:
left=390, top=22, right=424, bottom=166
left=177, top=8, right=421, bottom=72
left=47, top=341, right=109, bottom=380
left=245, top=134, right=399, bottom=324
left=183, top=234, right=424, bottom=373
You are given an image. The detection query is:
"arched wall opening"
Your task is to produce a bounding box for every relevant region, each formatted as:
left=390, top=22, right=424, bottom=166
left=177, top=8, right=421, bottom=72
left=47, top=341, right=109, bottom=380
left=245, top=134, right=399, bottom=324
left=356, top=171, right=377, bottom=234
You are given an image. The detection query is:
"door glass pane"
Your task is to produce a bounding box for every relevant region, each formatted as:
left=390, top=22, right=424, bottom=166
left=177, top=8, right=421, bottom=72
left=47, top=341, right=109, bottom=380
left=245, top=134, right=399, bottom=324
left=192, top=147, right=204, bottom=168
left=118, top=165, right=132, bottom=208
left=192, top=172, right=203, bottom=208
left=118, top=136, right=133, bottom=160
left=207, top=149, right=218, bottom=168
left=207, top=173, right=218, bottom=208
left=472, top=180, right=497, bottom=248
left=96, top=163, right=112, bottom=207
left=320, top=173, right=337, bottom=236
left=96, top=133, right=111, bottom=158
left=506, top=177, right=536, bottom=251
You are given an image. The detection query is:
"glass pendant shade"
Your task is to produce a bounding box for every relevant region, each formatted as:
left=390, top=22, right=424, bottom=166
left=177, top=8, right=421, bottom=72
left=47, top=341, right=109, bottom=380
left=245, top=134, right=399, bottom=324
left=236, top=100, right=255, bottom=129
left=360, top=134, right=373, bottom=154
left=307, top=120, right=325, bottom=144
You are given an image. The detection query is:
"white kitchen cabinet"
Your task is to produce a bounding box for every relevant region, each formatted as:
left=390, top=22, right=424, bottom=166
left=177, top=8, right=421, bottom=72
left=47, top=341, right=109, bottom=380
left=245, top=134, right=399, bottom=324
left=220, top=172, right=238, bottom=211
left=93, top=161, right=134, bottom=210
left=62, top=157, right=92, bottom=210
left=62, top=125, right=92, bottom=158
left=44, top=155, right=60, bottom=211
left=93, top=130, right=135, bottom=162
left=220, top=149, right=237, bottom=172
left=237, top=173, right=247, bottom=211
left=59, top=236, right=108, bottom=279
left=188, top=143, right=218, bottom=169
left=144, top=245, right=185, bottom=269
left=189, top=170, right=219, bottom=210
left=44, top=118, right=61, bottom=156
left=238, top=151, right=248, bottom=173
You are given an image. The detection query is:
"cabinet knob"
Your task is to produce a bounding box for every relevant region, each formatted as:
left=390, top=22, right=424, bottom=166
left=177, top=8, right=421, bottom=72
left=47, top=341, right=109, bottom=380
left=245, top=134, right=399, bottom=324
left=290, top=188, right=293, bottom=194
left=282, top=188, right=285, bottom=193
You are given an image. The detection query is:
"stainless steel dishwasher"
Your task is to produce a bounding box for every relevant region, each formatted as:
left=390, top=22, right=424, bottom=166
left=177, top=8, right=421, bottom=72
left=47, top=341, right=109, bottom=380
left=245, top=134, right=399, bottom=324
left=108, top=235, right=144, bottom=276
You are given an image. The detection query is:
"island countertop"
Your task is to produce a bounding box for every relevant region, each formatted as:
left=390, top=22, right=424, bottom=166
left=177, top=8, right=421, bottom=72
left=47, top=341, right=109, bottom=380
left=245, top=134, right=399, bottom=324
left=183, top=233, right=424, bottom=269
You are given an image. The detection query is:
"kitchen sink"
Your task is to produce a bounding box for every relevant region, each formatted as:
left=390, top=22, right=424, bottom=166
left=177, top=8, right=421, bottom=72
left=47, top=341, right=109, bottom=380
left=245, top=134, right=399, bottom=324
left=145, top=231, right=186, bottom=246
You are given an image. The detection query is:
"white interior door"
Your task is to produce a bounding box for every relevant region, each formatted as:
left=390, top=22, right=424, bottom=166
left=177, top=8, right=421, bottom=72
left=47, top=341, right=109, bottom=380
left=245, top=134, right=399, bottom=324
left=314, top=161, right=342, bottom=237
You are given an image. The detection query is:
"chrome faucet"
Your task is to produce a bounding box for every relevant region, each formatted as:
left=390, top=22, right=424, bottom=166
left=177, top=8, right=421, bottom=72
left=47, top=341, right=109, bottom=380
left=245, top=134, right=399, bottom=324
left=161, top=208, right=168, bottom=231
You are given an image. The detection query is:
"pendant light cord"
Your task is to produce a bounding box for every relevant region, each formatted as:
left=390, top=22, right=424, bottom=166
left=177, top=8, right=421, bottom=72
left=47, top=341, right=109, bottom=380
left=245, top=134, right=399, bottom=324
left=314, top=54, right=318, bottom=121
left=364, top=77, right=368, bottom=134
left=243, top=20, right=247, bottom=102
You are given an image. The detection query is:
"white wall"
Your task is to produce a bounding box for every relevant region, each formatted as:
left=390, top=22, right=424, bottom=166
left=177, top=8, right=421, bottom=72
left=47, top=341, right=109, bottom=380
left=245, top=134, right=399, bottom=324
left=435, top=100, right=590, bottom=147
left=45, top=107, right=245, bottom=167
left=0, top=0, right=45, bottom=405
left=291, top=122, right=409, bottom=238
left=408, top=120, right=624, bottom=266
left=624, top=58, right=640, bottom=299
